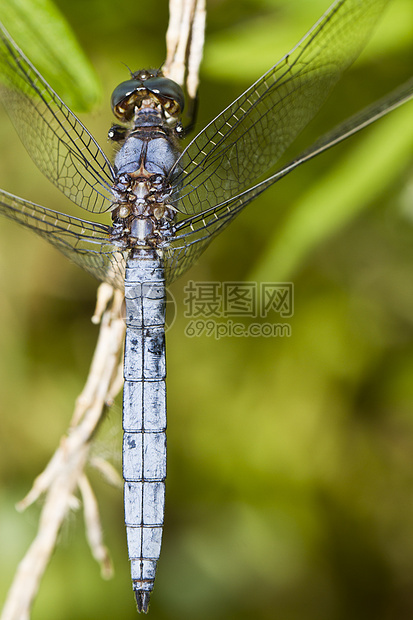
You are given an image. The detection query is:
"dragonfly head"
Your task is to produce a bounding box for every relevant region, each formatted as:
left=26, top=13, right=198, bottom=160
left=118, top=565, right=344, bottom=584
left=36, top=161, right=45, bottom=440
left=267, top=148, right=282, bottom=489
left=111, top=69, right=185, bottom=124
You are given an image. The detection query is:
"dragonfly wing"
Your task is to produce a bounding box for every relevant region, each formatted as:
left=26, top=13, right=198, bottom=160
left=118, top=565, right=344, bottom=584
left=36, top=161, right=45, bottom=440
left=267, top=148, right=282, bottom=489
left=0, top=189, right=126, bottom=287
left=163, top=184, right=264, bottom=284
left=164, top=74, right=413, bottom=283
left=0, top=23, right=114, bottom=214
left=170, top=0, right=390, bottom=215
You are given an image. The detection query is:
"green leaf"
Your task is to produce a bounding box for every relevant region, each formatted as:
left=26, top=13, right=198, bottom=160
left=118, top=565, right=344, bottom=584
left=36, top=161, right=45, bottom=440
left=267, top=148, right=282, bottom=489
left=0, top=0, right=101, bottom=111
left=203, top=0, right=413, bottom=83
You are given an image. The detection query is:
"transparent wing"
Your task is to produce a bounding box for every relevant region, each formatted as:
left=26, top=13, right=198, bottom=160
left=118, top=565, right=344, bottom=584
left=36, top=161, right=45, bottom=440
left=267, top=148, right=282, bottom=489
left=0, top=189, right=126, bottom=288
left=170, top=0, right=390, bottom=215
left=0, top=23, right=114, bottom=213
left=164, top=76, right=413, bottom=284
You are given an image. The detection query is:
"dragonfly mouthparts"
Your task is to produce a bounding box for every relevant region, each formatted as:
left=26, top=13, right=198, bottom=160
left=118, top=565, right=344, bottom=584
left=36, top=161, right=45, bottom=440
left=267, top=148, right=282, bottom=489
left=135, top=589, right=151, bottom=613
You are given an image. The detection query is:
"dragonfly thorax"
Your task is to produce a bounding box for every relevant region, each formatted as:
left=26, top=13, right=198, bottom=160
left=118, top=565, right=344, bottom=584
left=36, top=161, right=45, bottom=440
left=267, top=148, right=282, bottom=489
left=110, top=147, right=178, bottom=248
left=130, top=216, right=154, bottom=242
left=109, top=95, right=182, bottom=250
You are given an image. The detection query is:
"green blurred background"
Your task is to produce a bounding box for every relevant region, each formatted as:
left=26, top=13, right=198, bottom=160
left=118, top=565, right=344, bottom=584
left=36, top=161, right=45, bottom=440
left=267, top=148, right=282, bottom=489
left=1, top=0, right=413, bottom=618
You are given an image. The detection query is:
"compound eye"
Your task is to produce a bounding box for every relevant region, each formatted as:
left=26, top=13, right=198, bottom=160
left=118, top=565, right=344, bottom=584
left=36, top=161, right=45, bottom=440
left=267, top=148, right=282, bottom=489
left=111, top=79, right=144, bottom=120
left=144, top=77, right=185, bottom=114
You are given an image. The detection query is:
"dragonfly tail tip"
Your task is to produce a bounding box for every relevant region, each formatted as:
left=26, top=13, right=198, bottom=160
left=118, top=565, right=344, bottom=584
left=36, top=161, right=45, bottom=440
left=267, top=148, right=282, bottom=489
left=135, top=589, right=151, bottom=613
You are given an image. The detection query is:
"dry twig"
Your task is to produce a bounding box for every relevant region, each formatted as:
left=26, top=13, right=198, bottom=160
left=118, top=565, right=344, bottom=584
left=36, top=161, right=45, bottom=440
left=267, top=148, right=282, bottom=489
left=164, top=0, right=206, bottom=98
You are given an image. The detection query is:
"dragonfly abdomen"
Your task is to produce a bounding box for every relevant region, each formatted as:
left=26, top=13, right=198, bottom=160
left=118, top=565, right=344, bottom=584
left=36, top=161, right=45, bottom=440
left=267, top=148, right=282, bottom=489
left=123, top=250, right=167, bottom=613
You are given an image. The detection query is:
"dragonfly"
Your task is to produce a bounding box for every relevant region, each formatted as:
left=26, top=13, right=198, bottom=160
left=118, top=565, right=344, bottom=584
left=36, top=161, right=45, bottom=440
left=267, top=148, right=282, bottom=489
left=0, top=0, right=412, bottom=613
